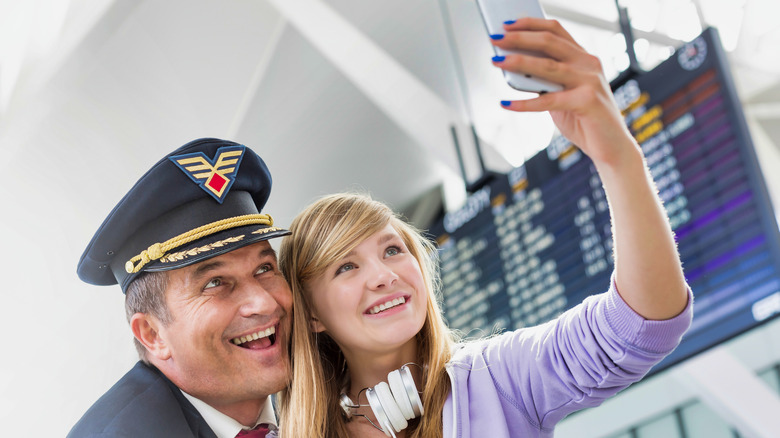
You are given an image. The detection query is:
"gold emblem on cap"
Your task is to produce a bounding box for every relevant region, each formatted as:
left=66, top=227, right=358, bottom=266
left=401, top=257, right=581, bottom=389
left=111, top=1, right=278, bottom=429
left=170, top=146, right=245, bottom=203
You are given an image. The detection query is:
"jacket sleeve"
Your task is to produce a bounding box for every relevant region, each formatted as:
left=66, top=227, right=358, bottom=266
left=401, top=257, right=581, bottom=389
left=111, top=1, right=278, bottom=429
left=479, top=274, right=693, bottom=430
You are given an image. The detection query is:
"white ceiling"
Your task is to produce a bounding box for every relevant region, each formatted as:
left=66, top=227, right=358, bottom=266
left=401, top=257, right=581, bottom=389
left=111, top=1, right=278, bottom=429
left=2, top=0, right=779, bottom=227
left=1, top=0, right=780, bottom=435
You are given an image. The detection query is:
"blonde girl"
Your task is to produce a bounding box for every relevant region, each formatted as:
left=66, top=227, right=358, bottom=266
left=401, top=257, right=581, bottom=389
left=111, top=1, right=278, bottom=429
left=277, top=18, right=692, bottom=438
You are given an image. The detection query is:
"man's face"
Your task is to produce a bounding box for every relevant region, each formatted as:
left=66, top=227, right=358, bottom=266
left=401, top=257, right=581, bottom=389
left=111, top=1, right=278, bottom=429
left=154, top=240, right=291, bottom=416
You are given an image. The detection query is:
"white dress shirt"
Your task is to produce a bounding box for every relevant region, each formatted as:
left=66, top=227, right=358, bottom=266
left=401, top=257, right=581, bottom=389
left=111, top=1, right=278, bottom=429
left=181, top=390, right=278, bottom=438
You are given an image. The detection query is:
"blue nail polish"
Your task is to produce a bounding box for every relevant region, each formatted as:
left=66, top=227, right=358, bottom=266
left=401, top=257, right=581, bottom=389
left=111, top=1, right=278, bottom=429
left=501, top=100, right=512, bottom=107
left=492, top=56, right=505, bottom=62
left=489, top=34, right=504, bottom=40
left=504, top=20, right=516, bottom=25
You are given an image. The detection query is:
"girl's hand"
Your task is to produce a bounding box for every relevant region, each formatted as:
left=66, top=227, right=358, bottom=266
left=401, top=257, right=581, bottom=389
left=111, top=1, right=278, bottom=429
left=491, top=17, right=636, bottom=168
left=492, top=18, right=689, bottom=320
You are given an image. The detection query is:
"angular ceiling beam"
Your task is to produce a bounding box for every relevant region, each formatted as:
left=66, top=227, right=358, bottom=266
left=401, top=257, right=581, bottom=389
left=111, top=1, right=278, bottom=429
left=226, top=18, right=288, bottom=139
left=266, top=0, right=503, bottom=188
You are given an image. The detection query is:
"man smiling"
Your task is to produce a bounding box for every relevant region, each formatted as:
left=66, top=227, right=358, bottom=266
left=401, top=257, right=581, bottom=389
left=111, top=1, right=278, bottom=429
left=69, top=138, right=291, bottom=438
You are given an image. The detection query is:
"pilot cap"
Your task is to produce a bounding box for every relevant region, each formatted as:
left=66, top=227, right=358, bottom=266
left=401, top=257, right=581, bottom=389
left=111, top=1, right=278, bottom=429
left=77, top=138, right=290, bottom=292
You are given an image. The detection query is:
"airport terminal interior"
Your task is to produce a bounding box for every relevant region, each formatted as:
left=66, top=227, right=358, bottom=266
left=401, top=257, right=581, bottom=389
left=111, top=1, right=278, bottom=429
left=2, top=1, right=780, bottom=436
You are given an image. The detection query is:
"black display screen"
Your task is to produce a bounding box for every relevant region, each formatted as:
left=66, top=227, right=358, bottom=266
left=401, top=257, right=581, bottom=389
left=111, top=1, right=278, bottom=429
left=430, top=27, right=780, bottom=374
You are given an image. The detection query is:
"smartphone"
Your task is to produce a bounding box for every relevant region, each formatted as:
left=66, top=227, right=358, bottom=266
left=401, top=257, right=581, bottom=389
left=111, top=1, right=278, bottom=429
left=475, top=0, right=563, bottom=93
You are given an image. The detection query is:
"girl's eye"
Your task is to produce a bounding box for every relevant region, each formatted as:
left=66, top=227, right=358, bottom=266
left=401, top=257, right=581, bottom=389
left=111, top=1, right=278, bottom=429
left=204, top=278, right=222, bottom=290
left=385, top=246, right=401, bottom=257
left=336, top=263, right=356, bottom=275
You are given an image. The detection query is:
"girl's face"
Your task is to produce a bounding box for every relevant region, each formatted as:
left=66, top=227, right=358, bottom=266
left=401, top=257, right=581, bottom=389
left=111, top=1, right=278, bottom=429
left=307, top=223, right=428, bottom=362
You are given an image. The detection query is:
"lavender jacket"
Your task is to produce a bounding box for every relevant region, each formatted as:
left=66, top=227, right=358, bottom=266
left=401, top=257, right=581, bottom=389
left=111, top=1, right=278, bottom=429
left=442, top=279, right=693, bottom=438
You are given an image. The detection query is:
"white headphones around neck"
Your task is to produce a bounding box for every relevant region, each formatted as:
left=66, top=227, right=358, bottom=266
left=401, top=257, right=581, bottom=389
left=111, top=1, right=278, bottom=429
left=339, top=364, right=424, bottom=437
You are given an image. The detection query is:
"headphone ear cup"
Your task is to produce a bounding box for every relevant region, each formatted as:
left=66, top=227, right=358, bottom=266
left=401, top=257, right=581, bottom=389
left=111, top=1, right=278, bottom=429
left=387, top=369, right=415, bottom=420
left=399, top=365, right=424, bottom=416
left=366, top=386, right=396, bottom=437
left=372, top=382, right=408, bottom=433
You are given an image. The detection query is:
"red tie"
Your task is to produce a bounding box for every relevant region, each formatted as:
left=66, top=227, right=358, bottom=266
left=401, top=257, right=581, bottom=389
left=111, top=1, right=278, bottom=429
left=235, top=424, right=270, bottom=438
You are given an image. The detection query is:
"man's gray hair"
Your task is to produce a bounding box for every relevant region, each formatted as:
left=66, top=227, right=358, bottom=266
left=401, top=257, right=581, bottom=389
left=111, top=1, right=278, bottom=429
left=125, top=271, right=172, bottom=362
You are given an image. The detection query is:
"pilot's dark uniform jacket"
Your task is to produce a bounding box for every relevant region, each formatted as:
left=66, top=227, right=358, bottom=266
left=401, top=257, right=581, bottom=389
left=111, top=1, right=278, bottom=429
left=69, top=138, right=290, bottom=437
left=69, top=362, right=216, bottom=438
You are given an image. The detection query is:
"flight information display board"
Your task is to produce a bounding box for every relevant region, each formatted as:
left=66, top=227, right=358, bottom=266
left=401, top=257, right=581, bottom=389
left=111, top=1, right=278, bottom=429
left=430, top=27, right=780, bottom=373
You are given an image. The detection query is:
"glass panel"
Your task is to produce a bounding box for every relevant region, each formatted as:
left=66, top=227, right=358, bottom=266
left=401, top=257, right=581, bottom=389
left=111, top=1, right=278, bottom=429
left=682, top=402, right=735, bottom=438
left=758, top=366, right=780, bottom=394
left=636, top=412, right=681, bottom=438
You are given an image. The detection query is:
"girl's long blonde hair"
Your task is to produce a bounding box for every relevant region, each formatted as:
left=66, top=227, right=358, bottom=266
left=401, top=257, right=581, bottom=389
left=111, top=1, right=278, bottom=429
left=278, top=193, right=456, bottom=438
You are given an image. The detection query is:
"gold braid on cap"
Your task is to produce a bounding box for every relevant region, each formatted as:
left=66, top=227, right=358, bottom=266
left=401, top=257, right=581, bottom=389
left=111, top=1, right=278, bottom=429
left=125, top=214, right=274, bottom=274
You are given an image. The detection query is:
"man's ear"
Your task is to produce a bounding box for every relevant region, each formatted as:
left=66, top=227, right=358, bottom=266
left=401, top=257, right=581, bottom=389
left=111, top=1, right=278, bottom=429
left=130, top=313, right=171, bottom=361
left=310, top=315, right=326, bottom=333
